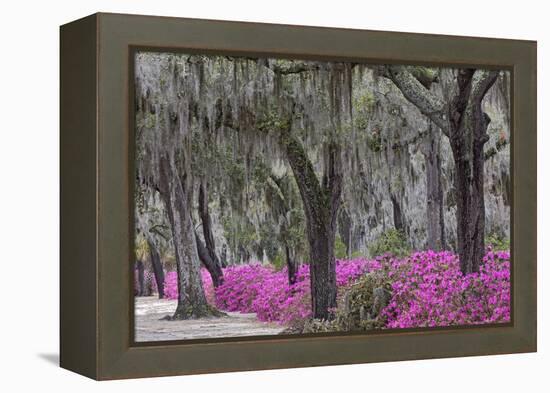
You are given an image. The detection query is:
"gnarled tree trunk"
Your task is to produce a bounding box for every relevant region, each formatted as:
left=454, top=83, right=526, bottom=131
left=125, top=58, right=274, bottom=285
left=449, top=70, right=496, bottom=273
left=281, top=125, right=342, bottom=320
left=198, top=181, right=224, bottom=268
left=195, top=231, right=224, bottom=287
left=196, top=180, right=224, bottom=287
left=158, top=155, right=221, bottom=319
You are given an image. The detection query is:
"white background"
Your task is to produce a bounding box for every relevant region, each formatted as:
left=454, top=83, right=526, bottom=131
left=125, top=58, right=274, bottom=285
left=0, top=0, right=546, bottom=390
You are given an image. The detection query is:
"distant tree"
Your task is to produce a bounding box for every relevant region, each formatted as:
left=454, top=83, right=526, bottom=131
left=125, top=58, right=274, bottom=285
left=146, top=234, right=165, bottom=299
left=264, top=172, right=306, bottom=285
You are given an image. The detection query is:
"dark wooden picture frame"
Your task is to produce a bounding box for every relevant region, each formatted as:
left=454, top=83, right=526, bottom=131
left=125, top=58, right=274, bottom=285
left=60, top=12, right=537, bottom=380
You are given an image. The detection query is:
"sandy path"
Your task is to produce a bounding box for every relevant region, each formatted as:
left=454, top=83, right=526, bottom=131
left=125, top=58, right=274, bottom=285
left=135, top=296, right=285, bottom=342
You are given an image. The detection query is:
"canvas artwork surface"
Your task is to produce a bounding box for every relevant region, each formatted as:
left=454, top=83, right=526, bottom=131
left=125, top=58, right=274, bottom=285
left=133, top=51, right=511, bottom=342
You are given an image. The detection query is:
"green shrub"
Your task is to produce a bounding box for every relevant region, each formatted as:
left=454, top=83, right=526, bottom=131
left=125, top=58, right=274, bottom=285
left=334, top=235, right=348, bottom=259
left=271, top=251, right=286, bottom=271
left=369, top=229, right=410, bottom=257
left=297, top=271, right=392, bottom=334
left=486, top=233, right=510, bottom=252
left=335, top=272, right=392, bottom=331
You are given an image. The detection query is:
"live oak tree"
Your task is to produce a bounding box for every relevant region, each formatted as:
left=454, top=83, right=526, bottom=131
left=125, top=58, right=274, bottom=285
left=283, top=131, right=342, bottom=319
left=263, top=62, right=357, bottom=319
left=136, top=54, right=222, bottom=319
left=212, top=57, right=350, bottom=320
left=381, top=65, right=498, bottom=273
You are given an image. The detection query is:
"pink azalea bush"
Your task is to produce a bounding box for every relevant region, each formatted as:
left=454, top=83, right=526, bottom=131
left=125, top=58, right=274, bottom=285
left=220, top=259, right=382, bottom=324
left=163, top=271, right=178, bottom=300
left=164, top=259, right=376, bottom=324
left=381, top=250, right=510, bottom=328
left=213, top=264, right=274, bottom=313
left=163, top=250, right=510, bottom=329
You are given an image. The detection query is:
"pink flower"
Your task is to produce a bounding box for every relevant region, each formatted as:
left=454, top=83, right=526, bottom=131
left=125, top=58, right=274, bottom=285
left=162, top=250, right=510, bottom=329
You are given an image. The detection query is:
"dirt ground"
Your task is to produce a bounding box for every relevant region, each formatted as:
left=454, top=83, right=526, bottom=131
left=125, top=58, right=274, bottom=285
left=134, top=296, right=285, bottom=342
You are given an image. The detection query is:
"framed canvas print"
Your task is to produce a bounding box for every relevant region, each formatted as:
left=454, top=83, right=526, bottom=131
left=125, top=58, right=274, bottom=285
left=60, top=13, right=537, bottom=380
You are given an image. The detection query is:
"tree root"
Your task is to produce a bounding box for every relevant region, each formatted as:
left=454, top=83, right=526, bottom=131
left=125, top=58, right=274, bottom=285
left=160, top=303, right=227, bottom=321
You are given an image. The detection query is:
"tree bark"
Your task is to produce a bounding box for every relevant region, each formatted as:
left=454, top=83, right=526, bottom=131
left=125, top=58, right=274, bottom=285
left=221, top=245, right=228, bottom=267
left=198, top=181, right=224, bottom=268
left=422, top=122, right=446, bottom=251
left=195, top=231, right=224, bottom=287
left=285, top=245, right=298, bottom=285
left=158, top=155, right=221, bottom=319
left=135, top=260, right=145, bottom=296
left=280, top=125, right=342, bottom=320
left=449, top=70, right=497, bottom=274
left=338, top=207, right=352, bottom=258
left=383, top=66, right=498, bottom=273
left=146, top=235, right=165, bottom=299
left=390, top=193, right=405, bottom=234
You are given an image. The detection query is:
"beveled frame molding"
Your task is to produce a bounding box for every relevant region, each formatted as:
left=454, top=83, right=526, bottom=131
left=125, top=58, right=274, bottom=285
left=60, top=12, right=536, bottom=380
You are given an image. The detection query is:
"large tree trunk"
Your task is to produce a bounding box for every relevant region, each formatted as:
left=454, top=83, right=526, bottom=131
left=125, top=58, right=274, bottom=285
left=281, top=127, right=342, bottom=320
left=422, top=123, right=446, bottom=251
left=195, top=231, right=224, bottom=287
left=306, top=212, right=338, bottom=320
left=198, top=181, right=224, bottom=268
left=146, top=236, right=165, bottom=299
left=158, top=155, right=221, bottom=319
left=448, top=70, right=496, bottom=274
left=451, top=139, right=485, bottom=274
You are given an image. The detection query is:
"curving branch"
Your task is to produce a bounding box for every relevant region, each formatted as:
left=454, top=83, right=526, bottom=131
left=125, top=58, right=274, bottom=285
left=470, top=69, right=500, bottom=104
left=383, top=65, right=450, bottom=135
left=280, top=124, right=325, bottom=226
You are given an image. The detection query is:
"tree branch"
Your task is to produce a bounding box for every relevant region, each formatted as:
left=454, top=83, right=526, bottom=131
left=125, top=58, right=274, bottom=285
left=267, top=175, right=288, bottom=209
left=408, top=66, right=440, bottom=89
left=383, top=65, right=450, bottom=135
left=470, top=69, right=499, bottom=104
left=270, top=60, right=320, bottom=75
left=391, top=128, right=429, bottom=151
left=280, top=123, right=325, bottom=226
